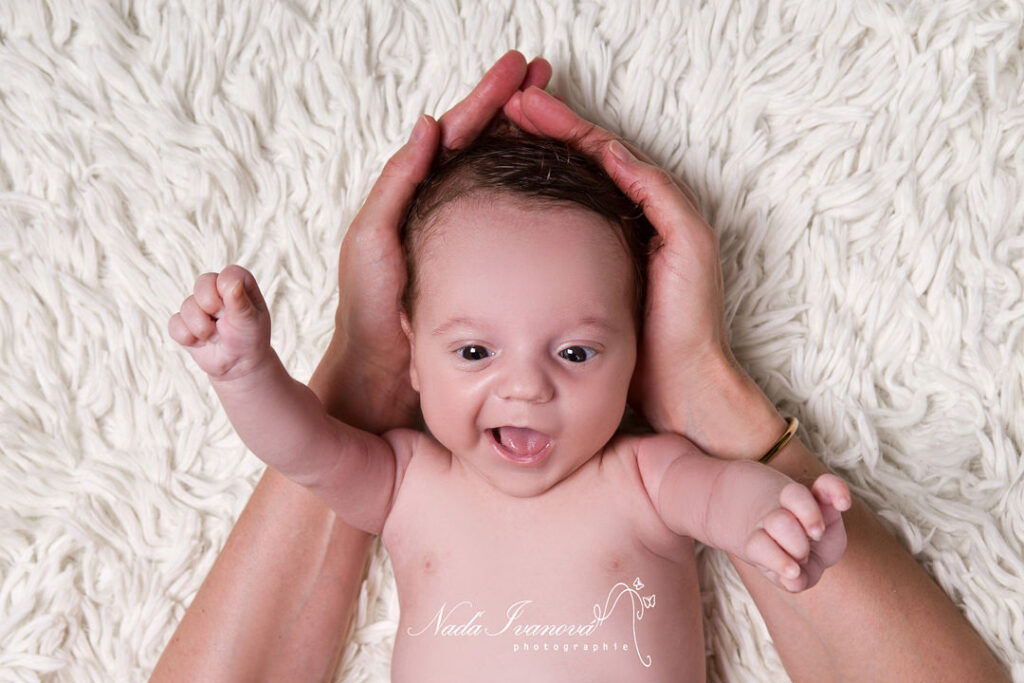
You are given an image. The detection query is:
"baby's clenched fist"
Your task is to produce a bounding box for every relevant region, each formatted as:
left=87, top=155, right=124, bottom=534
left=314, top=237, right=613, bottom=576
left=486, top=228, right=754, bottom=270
left=168, top=265, right=272, bottom=381
left=743, top=473, right=851, bottom=593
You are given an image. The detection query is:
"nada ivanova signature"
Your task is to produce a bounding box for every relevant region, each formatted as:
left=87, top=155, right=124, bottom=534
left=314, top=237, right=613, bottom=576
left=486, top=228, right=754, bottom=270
left=406, top=577, right=657, bottom=667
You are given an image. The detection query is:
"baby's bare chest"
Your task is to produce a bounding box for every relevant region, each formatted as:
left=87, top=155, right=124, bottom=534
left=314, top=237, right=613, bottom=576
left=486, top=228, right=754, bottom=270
left=381, top=456, right=706, bottom=682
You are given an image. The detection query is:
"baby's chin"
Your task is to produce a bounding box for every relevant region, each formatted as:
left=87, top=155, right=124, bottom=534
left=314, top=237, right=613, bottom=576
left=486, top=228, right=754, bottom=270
left=484, top=475, right=559, bottom=499
left=454, top=452, right=592, bottom=499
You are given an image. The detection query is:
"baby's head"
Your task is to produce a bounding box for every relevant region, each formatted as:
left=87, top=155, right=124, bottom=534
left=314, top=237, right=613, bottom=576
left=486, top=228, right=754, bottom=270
left=399, top=125, right=655, bottom=497
left=401, top=126, right=653, bottom=325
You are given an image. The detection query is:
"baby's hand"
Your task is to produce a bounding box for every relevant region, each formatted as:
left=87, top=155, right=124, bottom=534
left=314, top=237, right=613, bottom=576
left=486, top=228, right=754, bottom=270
left=743, top=474, right=851, bottom=592
left=168, top=265, right=272, bottom=381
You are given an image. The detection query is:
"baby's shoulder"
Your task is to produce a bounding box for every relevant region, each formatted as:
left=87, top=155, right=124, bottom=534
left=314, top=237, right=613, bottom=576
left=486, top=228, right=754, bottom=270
left=381, top=428, right=450, bottom=491
left=378, top=429, right=454, bottom=534
left=598, top=433, right=694, bottom=563
left=599, top=431, right=696, bottom=473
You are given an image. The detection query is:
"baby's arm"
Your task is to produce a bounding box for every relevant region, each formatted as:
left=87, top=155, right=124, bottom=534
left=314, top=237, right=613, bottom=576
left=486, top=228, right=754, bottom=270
left=636, top=434, right=851, bottom=592
left=168, top=265, right=397, bottom=534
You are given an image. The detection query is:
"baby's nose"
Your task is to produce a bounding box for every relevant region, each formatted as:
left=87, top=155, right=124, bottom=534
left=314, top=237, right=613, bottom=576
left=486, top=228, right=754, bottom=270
left=496, top=360, right=555, bottom=404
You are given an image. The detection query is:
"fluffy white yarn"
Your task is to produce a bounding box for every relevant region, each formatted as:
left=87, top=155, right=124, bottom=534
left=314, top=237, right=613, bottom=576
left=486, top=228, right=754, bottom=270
left=1, top=1, right=1021, bottom=681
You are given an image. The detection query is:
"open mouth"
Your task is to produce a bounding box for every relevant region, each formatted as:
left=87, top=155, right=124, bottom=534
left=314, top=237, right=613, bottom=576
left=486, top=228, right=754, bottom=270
left=489, top=426, right=552, bottom=466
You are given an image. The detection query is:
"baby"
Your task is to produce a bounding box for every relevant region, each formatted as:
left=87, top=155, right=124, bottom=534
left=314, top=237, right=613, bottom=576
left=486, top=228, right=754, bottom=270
left=170, top=128, right=851, bottom=682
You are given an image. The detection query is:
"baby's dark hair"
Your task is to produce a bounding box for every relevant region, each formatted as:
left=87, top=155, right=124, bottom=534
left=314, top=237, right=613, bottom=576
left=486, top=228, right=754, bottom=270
left=399, top=124, right=655, bottom=325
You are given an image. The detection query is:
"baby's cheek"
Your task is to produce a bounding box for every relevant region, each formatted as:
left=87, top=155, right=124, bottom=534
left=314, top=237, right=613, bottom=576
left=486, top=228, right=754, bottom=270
left=418, top=388, right=472, bottom=451
left=418, top=391, right=447, bottom=438
left=579, top=397, right=626, bottom=448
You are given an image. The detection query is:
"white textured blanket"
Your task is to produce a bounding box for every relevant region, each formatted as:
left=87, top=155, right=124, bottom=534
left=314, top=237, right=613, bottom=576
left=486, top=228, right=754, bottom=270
left=1, top=1, right=1022, bottom=680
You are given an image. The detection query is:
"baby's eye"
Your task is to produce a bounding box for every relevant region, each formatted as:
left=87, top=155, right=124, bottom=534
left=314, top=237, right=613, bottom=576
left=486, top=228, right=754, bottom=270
left=456, top=345, right=492, bottom=361
left=558, top=346, right=597, bottom=363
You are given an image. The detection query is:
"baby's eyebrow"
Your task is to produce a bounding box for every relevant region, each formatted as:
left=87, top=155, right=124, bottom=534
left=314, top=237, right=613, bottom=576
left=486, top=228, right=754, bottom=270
left=431, top=315, right=622, bottom=337
left=574, top=316, right=619, bottom=334
left=431, top=316, right=482, bottom=336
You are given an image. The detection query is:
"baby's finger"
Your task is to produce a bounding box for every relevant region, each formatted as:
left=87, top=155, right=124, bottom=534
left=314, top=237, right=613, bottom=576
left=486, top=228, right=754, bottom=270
left=779, top=482, right=826, bottom=541
left=802, top=514, right=850, bottom=588
left=178, top=295, right=217, bottom=341
left=216, top=266, right=265, bottom=321
left=167, top=312, right=197, bottom=347
left=192, top=272, right=222, bottom=315
left=439, top=50, right=529, bottom=150
left=745, top=528, right=804, bottom=590
left=762, top=567, right=806, bottom=594
left=812, top=474, right=853, bottom=513
left=762, top=508, right=811, bottom=564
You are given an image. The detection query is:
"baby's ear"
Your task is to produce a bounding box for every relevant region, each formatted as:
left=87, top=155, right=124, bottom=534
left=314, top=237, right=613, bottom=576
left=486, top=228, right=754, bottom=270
left=399, top=311, right=420, bottom=392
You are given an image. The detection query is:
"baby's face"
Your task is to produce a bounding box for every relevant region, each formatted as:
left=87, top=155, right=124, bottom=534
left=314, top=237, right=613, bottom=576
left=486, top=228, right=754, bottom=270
left=404, top=195, right=637, bottom=498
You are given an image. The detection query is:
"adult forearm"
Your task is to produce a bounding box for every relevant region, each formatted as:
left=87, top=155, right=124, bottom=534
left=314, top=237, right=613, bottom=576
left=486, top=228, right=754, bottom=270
left=311, top=330, right=420, bottom=434
left=735, top=438, right=1008, bottom=682
left=151, top=334, right=409, bottom=682
left=642, top=351, right=789, bottom=461
left=667, top=364, right=1007, bottom=681
left=150, top=468, right=371, bottom=682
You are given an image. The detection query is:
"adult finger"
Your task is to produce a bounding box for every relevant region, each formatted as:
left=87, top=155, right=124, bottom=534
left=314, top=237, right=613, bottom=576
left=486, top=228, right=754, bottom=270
left=516, top=86, right=703, bottom=215
left=349, top=114, right=441, bottom=242
left=439, top=50, right=547, bottom=150
left=351, top=52, right=548, bottom=241
left=514, top=86, right=656, bottom=161
left=522, top=57, right=552, bottom=90
left=503, top=57, right=553, bottom=124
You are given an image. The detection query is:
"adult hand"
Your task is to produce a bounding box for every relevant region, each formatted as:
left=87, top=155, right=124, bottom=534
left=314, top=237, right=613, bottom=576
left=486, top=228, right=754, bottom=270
left=508, top=87, right=785, bottom=459
left=320, top=51, right=551, bottom=431
left=508, top=87, right=1015, bottom=683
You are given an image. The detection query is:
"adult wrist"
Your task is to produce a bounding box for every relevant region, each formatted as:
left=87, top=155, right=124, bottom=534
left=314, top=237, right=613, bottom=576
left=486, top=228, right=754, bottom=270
left=757, top=417, right=799, bottom=464
left=308, top=334, right=419, bottom=434
left=697, top=354, right=829, bottom=482
left=654, top=350, right=788, bottom=461
left=712, top=362, right=789, bottom=460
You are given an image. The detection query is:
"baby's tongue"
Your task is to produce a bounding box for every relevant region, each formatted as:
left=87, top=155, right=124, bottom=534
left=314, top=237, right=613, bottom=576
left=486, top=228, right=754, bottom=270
left=497, top=427, right=549, bottom=456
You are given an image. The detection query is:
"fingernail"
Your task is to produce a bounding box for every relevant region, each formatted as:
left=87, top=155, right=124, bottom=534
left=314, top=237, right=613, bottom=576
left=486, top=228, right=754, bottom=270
left=410, top=115, right=429, bottom=142
left=811, top=525, right=824, bottom=541
left=230, top=281, right=244, bottom=299
left=609, top=140, right=636, bottom=163
left=786, top=564, right=800, bottom=579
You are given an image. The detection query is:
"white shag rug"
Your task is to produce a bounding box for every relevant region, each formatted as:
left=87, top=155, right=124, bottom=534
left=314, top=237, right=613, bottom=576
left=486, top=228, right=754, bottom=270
left=1, top=1, right=1022, bottom=681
